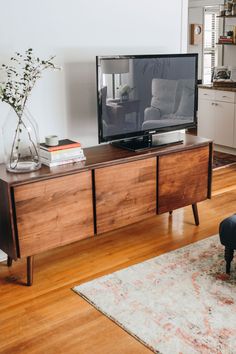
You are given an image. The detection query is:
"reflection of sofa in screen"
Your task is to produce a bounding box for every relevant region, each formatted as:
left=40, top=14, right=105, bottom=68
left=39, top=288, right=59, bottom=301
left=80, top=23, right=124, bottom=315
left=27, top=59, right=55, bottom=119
left=142, top=79, right=194, bottom=130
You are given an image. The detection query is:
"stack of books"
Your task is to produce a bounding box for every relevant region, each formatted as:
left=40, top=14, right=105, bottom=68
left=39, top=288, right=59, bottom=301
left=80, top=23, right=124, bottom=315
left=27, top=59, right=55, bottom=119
left=40, top=139, right=86, bottom=167
left=218, top=35, right=234, bottom=44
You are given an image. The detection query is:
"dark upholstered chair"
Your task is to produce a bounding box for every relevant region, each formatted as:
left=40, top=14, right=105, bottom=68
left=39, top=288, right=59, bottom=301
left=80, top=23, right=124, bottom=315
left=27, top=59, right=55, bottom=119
left=219, top=215, right=236, bottom=274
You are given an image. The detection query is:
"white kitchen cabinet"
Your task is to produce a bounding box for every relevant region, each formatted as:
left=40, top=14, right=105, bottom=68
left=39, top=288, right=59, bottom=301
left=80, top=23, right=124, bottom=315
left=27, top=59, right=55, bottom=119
left=214, top=101, right=234, bottom=147
left=198, top=88, right=236, bottom=148
left=198, top=99, right=215, bottom=140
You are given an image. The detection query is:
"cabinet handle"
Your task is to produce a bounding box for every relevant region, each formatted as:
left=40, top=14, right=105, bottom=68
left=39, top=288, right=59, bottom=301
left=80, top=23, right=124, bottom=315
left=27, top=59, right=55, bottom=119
left=222, top=96, right=228, bottom=98
left=215, top=103, right=218, bottom=106
left=211, top=102, right=215, bottom=106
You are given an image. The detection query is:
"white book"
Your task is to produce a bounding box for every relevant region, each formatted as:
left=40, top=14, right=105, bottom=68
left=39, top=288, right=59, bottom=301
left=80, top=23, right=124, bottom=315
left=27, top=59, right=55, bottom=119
left=40, top=149, right=85, bottom=162
left=41, top=156, right=86, bottom=167
left=39, top=148, right=84, bottom=161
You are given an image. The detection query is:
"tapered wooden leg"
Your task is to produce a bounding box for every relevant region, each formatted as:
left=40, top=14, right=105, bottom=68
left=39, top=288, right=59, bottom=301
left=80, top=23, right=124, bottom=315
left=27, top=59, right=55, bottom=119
left=192, top=203, right=199, bottom=226
left=225, top=247, right=234, bottom=274
left=7, top=256, right=13, bottom=267
left=27, top=256, right=34, bottom=286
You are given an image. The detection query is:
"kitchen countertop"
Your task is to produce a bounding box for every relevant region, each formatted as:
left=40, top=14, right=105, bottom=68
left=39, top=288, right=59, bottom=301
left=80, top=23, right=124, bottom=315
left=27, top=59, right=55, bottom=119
left=198, top=84, right=236, bottom=92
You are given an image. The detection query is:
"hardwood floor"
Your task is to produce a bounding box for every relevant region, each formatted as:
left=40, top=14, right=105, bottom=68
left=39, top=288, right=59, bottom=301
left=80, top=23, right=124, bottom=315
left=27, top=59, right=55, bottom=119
left=1, top=165, right=236, bottom=354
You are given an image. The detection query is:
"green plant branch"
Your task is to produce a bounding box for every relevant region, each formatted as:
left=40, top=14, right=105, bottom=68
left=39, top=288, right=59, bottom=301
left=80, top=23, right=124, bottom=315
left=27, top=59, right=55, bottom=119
left=0, top=49, right=60, bottom=170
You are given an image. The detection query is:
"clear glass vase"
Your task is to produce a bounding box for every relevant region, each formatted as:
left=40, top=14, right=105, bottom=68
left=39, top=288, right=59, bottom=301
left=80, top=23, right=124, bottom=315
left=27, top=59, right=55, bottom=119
left=2, top=107, right=41, bottom=173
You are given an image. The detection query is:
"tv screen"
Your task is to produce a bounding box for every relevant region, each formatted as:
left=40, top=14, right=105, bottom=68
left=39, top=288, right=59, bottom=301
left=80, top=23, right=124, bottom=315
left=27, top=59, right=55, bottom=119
left=96, top=54, right=198, bottom=143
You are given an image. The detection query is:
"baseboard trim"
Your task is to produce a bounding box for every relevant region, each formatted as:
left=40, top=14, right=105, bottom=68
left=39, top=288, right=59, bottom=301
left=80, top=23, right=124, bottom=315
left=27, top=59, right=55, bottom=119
left=214, top=144, right=236, bottom=156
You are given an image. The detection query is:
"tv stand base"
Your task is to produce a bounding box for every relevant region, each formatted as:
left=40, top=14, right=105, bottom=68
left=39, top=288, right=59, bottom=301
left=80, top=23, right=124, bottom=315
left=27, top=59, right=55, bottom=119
left=111, top=132, right=184, bottom=152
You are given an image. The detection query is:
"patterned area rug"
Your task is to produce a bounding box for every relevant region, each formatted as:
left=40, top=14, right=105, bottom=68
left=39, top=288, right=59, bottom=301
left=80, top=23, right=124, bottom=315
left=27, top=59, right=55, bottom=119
left=213, top=151, right=236, bottom=170
left=73, top=236, right=236, bottom=354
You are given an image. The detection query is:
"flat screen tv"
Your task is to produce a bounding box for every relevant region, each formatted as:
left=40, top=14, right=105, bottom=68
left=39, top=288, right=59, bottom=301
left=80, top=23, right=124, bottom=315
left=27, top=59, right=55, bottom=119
left=96, top=53, right=198, bottom=150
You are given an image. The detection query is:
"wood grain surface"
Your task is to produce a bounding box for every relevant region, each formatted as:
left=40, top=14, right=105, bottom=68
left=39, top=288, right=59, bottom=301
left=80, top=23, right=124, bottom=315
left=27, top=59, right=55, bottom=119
left=95, top=158, right=157, bottom=234
left=14, top=172, right=94, bottom=257
left=158, top=146, right=209, bottom=213
left=0, top=136, right=211, bottom=264
left=0, top=134, right=210, bottom=186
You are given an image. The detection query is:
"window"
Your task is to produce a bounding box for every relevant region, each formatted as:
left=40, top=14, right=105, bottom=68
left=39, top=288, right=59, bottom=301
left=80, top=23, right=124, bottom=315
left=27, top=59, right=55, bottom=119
left=203, top=6, right=220, bottom=84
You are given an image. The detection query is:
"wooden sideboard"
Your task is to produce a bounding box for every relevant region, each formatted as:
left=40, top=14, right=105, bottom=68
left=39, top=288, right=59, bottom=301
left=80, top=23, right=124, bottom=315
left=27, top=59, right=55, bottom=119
left=0, top=134, right=212, bottom=285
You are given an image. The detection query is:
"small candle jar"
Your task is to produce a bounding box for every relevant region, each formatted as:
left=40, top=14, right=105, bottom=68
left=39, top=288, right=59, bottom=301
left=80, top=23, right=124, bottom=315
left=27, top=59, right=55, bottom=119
left=45, top=135, right=59, bottom=146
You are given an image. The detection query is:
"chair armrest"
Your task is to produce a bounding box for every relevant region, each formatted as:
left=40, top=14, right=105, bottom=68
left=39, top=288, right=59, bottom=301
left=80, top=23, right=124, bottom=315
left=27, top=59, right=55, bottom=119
left=144, top=107, right=161, bottom=121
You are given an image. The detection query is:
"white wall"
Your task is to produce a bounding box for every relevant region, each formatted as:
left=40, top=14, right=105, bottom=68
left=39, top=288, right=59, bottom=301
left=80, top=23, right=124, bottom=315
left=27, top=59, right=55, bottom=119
left=189, top=0, right=222, bottom=6
left=188, top=7, right=204, bottom=79
left=0, top=0, right=187, bottom=163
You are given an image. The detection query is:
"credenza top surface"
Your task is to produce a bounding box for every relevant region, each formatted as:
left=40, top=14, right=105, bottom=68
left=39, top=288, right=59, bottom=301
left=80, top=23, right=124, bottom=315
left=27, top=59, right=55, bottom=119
left=199, top=84, right=236, bottom=92
left=0, top=134, right=211, bottom=186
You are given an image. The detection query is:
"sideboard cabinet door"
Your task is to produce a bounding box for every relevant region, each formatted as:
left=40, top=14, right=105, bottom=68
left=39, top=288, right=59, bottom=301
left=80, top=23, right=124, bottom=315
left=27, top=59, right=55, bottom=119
left=198, top=99, right=215, bottom=140
left=158, top=146, right=209, bottom=214
left=95, top=158, right=156, bottom=234
left=14, top=172, right=94, bottom=257
left=214, top=101, right=234, bottom=147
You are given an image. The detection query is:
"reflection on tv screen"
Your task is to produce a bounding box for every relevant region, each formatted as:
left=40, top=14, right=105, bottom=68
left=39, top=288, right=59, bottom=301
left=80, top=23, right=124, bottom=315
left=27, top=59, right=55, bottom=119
left=97, top=55, right=197, bottom=141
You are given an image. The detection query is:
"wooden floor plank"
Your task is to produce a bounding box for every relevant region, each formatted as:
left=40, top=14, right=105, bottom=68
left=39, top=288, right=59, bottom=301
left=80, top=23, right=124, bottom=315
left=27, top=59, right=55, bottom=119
left=1, top=165, right=236, bottom=353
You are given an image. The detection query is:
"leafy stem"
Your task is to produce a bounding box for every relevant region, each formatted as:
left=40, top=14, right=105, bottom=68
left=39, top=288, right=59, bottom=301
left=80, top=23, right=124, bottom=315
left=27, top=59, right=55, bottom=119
left=0, top=49, right=60, bottom=170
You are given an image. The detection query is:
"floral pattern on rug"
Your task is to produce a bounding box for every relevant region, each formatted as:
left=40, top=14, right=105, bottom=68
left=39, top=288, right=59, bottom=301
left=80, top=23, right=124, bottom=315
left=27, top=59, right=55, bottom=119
left=73, top=236, right=236, bottom=354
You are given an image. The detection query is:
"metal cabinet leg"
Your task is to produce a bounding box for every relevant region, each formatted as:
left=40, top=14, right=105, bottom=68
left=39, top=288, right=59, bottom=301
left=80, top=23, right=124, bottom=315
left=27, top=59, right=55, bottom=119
left=27, top=256, right=34, bottom=286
